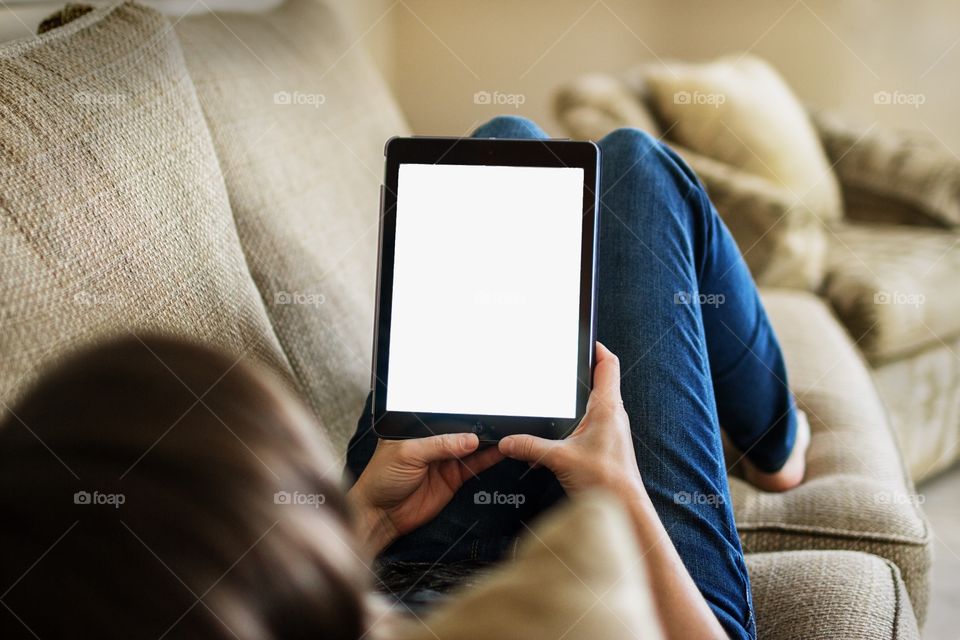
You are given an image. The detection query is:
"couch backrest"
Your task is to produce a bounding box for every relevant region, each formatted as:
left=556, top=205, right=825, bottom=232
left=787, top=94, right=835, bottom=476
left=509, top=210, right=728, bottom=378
left=176, top=0, right=411, bottom=454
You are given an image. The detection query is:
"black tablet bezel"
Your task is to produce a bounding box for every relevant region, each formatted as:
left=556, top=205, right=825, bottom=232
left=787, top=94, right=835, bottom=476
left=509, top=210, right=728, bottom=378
left=371, top=136, right=600, bottom=442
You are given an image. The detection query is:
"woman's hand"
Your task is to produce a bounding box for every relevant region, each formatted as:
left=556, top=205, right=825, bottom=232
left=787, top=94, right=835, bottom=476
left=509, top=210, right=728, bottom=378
left=348, top=433, right=504, bottom=556
left=502, top=343, right=728, bottom=639
left=498, top=342, right=643, bottom=498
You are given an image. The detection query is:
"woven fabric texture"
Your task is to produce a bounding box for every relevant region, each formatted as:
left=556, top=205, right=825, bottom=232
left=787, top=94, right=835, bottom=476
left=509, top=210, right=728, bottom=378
left=747, top=550, right=919, bottom=640
left=0, top=1, right=290, bottom=412
left=175, top=0, right=411, bottom=455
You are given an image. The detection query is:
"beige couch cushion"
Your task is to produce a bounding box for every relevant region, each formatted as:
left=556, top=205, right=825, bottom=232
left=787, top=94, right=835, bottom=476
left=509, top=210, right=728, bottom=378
left=822, top=222, right=960, bottom=363
left=175, top=0, right=411, bottom=454
left=747, top=550, right=919, bottom=640
left=382, top=491, right=664, bottom=640
left=0, top=2, right=289, bottom=409
left=646, top=55, right=842, bottom=223
left=741, top=289, right=932, bottom=623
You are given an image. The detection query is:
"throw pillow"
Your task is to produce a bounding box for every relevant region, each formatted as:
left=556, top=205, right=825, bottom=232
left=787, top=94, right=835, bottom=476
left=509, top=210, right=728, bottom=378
left=381, top=491, right=665, bottom=640
left=646, top=55, right=843, bottom=223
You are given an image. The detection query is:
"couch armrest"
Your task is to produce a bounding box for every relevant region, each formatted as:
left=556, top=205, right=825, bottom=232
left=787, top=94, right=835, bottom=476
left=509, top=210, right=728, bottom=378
left=736, top=290, right=933, bottom=625
left=673, top=146, right=826, bottom=290
left=747, top=550, right=920, bottom=640
left=810, top=109, right=960, bottom=229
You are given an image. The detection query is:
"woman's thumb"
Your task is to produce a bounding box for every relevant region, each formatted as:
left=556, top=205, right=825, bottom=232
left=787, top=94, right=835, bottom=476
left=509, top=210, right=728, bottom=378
left=498, top=435, right=557, bottom=465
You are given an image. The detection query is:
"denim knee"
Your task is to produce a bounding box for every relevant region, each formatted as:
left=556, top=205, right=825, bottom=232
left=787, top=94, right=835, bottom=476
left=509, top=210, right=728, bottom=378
left=600, top=127, right=701, bottom=191
left=472, top=115, right=548, bottom=139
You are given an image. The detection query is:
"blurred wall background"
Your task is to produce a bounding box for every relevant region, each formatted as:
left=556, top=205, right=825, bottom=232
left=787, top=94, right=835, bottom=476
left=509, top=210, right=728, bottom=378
left=345, top=0, right=960, bottom=149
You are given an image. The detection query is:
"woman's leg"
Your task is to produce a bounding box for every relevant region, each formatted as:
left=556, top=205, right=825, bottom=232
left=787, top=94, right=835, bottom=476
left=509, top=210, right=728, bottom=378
left=593, top=124, right=801, bottom=639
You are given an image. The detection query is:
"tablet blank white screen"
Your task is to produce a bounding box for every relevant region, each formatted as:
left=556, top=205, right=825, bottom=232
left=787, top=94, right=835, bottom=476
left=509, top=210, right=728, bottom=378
left=386, top=163, right=584, bottom=418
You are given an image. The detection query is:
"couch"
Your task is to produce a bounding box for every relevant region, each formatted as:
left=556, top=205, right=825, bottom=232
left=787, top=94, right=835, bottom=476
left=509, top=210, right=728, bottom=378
left=555, top=64, right=960, bottom=486
left=0, top=2, right=930, bottom=638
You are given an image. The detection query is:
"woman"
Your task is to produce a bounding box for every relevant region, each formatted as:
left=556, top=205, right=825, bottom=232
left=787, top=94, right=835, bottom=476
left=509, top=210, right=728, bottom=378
left=346, top=116, right=808, bottom=640
left=0, top=117, right=807, bottom=640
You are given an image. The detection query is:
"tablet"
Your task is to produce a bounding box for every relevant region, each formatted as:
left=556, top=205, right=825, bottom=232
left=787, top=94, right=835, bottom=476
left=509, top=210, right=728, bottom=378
left=371, top=136, right=600, bottom=442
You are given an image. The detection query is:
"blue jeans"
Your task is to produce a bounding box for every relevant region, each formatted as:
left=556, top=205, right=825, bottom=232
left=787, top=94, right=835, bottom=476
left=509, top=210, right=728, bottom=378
left=346, top=116, right=797, bottom=640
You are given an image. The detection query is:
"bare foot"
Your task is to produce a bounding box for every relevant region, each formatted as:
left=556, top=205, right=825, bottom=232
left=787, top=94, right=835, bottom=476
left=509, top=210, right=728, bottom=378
left=742, top=409, right=810, bottom=492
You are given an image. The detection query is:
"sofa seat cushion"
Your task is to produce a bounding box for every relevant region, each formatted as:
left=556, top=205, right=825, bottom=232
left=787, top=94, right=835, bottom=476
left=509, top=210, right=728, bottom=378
left=0, top=2, right=290, bottom=410
left=822, top=222, right=960, bottom=363
left=747, top=550, right=919, bottom=640
left=175, top=0, right=411, bottom=454
left=873, top=336, right=960, bottom=482
left=740, top=289, right=932, bottom=623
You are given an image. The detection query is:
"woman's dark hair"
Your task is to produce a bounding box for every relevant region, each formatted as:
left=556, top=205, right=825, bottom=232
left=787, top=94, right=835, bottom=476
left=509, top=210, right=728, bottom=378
left=0, top=336, right=369, bottom=639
